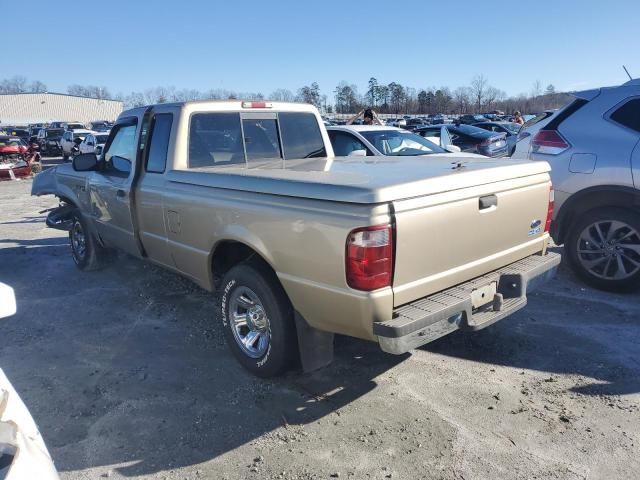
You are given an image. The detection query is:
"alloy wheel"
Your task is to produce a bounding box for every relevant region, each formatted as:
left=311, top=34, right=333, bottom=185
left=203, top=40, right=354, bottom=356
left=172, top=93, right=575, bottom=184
left=229, top=286, right=271, bottom=358
left=577, top=220, right=640, bottom=280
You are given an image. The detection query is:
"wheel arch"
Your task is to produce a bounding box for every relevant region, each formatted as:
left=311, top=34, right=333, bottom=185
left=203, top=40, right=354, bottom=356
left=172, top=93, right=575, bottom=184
left=553, top=185, right=640, bottom=244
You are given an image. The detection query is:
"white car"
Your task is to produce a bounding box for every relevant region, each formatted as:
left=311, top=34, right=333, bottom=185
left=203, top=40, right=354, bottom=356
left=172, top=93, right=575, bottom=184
left=60, top=129, right=94, bottom=161
left=326, top=125, right=484, bottom=158
left=78, top=132, right=110, bottom=157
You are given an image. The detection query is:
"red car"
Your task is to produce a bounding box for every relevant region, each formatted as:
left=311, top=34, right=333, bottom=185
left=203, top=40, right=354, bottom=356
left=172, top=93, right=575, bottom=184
left=0, top=135, right=34, bottom=179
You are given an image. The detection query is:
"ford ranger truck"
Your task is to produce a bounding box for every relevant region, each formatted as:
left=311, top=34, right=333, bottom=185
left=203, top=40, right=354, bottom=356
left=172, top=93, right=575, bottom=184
left=32, top=100, right=560, bottom=377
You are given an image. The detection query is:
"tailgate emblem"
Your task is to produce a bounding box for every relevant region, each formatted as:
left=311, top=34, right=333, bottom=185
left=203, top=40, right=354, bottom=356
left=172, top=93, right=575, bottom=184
left=528, top=219, right=542, bottom=236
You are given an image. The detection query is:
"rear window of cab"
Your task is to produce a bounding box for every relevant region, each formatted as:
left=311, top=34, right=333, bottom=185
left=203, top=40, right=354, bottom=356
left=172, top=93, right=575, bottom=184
left=187, top=112, right=326, bottom=168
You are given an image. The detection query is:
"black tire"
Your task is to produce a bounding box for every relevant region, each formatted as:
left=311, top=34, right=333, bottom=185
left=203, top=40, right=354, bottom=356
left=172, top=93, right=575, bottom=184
left=565, top=207, right=640, bottom=292
left=69, top=209, right=107, bottom=271
left=219, top=262, right=297, bottom=377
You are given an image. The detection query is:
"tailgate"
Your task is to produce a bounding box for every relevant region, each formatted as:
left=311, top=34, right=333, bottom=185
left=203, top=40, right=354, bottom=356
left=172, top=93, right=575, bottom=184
left=392, top=170, right=551, bottom=307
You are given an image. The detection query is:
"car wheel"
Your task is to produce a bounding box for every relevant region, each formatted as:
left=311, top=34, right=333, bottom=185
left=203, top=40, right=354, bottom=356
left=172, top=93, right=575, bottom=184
left=69, top=209, right=108, bottom=271
left=566, top=207, right=640, bottom=292
left=219, top=262, right=297, bottom=377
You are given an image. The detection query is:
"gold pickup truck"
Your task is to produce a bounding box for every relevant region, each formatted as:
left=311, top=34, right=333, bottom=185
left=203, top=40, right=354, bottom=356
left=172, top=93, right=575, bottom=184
left=32, top=101, right=560, bottom=377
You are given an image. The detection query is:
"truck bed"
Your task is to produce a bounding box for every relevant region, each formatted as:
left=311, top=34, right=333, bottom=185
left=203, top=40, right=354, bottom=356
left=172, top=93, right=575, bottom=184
left=171, top=155, right=550, bottom=204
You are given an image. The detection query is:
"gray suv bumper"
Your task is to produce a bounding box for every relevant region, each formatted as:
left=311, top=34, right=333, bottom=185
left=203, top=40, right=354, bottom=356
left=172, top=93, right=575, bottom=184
left=375, top=252, right=561, bottom=354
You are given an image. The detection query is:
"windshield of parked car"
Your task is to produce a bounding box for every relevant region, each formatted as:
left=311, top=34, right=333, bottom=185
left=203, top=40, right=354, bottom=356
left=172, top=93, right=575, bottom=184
left=502, top=123, right=521, bottom=134
left=361, top=130, right=446, bottom=156
left=73, top=132, right=88, bottom=139
left=46, top=129, right=64, bottom=137
left=95, top=135, right=110, bottom=143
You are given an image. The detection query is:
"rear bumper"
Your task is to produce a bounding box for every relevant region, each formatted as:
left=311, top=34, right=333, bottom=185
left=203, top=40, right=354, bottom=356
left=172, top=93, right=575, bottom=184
left=375, top=252, right=560, bottom=354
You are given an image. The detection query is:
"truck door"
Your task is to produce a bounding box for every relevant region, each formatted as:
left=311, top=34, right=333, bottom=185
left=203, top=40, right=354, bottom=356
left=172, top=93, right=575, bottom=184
left=89, top=118, right=141, bottom=256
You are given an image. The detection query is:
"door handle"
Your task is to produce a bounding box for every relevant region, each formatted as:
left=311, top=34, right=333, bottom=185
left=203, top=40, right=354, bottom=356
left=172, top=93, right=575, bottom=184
left=479, top=195, right=497, bottom=210
left=116, top=189, right=126, bottom=198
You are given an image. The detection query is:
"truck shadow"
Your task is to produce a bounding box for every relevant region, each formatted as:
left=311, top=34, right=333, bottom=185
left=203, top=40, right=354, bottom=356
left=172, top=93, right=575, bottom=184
left=0, top=247, right=404, bottom=477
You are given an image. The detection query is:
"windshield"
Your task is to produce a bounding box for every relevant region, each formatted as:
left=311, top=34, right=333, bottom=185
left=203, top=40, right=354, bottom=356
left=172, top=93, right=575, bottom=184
left=502, top=123, right=521, bottom=134
left=95, top=135, right=110, bottom=143
left=46, top=129, right=64, bottom=137
left=73, top=132, right=88, bottom=139
left=361, top=130, right=446, bottom=156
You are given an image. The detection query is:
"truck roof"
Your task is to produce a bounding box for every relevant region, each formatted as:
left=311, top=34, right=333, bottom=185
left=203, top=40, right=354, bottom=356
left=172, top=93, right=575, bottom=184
left=120, top=100, right=318, bottom=119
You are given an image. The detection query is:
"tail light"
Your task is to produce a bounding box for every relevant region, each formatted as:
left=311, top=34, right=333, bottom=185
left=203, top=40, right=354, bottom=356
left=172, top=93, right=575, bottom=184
left=545, top=186, right=554, bottom=232
left=531, top=130, right=569, bottom=155
left=346, top=225, right=393, bottom=291
left=241, top=101, right=272, bottom=108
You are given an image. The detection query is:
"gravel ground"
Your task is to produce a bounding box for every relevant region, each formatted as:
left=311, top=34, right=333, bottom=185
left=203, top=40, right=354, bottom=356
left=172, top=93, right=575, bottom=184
left=1, top=173, right=639, bottom=480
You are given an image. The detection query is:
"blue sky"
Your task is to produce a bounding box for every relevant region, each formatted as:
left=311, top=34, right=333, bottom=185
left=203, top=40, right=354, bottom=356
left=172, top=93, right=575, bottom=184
left=6, top=0, right=639, bottom=98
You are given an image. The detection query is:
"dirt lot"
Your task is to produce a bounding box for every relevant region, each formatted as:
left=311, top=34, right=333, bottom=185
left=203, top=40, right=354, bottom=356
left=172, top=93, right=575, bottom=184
left=1, top=175, right=639, bottom=480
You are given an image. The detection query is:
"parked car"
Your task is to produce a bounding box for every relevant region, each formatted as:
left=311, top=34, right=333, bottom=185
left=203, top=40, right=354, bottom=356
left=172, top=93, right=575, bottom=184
left=3, top=128, right=30, bottom=143
left=36, top=128, right=64, bottom=157
left=32, top=100, right=559, bottom=377
left=528, top=79, right=640, bottom=291
left=473, top=121, right=521, bottom=156
left=416, top=124, right=509, bottom=157
left=78, top=132, right=110, bottom=156
left=511, top=110, right=557, bottom=159
left=0, top=136, right=32, bottom=179
left=327, top=125, right=483, bottom=158
left=0, top=283, right=60, bottom=479
left=65, top=122, right=86, bottom=131
left=403, top=118, right=429, bottom=131
left=458, top=114, right=488, bottom=125
left=88, top=121, right=112, bottom=132
left=60, top=129, right=93, bottom=161
left=430, top=114, right=445, bottom=125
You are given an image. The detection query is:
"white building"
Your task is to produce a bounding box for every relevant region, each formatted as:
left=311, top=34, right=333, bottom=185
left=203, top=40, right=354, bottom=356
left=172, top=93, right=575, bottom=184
left=0, top=92, right=123, bottom=125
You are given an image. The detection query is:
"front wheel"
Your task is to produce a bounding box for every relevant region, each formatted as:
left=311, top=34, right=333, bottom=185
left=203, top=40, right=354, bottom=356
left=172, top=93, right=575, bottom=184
left=219, top=263, right=298, bottom=377
left=565, top=207, right=640, bottom=292
left=69, top=210, right=108, bottom=271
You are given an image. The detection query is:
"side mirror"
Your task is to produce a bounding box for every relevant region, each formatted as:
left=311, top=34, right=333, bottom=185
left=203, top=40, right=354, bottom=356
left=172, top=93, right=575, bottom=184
left=348, top=149, right=367, bottom=157
left=0, top=282, right=16, bottom=319
left=73, top=153, right=99, bottom=171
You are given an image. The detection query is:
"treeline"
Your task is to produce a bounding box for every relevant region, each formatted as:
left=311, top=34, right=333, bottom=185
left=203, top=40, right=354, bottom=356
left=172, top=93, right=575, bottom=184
left=1, top=74, right=571, bottom=114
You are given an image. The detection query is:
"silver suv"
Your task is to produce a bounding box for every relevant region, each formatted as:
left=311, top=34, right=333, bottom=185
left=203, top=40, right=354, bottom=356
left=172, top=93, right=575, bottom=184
left=528, top=78, right=640, bottom=291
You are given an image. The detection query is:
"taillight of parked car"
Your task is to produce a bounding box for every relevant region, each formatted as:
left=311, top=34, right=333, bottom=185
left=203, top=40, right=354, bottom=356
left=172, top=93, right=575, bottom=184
left=346, top=225, right=393, bottom=291
left=545, top=186, right=554, bottom=232
left=531, top=130, right=570, bottom=155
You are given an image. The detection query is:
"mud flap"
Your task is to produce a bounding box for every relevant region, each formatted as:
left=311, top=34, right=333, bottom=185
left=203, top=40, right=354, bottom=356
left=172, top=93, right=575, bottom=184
left=294, top=311, right=334, bottom=373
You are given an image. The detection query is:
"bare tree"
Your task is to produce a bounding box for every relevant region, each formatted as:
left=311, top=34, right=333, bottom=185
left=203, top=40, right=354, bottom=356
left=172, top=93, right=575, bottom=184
left=29, top=80, right=47, bottom=93
left=470, top=75, right=488, bottom=111
left=269, top=88, right=295, bottom=102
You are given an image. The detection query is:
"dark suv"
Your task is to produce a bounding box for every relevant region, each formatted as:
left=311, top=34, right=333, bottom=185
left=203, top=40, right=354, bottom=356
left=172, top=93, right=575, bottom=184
left=36, top=128, right=65, bottom=156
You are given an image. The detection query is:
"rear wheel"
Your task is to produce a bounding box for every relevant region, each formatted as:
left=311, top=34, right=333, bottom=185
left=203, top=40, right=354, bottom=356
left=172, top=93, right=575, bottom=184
left=566, top=207, right=640, bottom=292
left=219, top=262, right=297, bottom=377
left=69, top=210, right=108, bottom=271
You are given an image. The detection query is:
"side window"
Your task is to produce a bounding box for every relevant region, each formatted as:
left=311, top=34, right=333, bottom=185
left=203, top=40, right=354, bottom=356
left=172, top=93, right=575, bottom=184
left=145, top=114, right=173, bottom=173
left=610, top=98, right=640, bottom=133
left=242, top=118, right=282, bottom=163
left=103, top=124, right=137, bottom=175
left=279, top=112, right=326, bottom=159
left=328, top=131, right=368, bottom=156
left=189, top=113, right=244, bottom=168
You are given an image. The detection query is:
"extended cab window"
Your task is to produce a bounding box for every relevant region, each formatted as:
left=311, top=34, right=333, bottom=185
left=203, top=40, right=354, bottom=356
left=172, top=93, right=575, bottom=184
left=104, top=124, right=137, bottom=175
left=146, top=114, right=173, bottom=173
left=279, top=112, right=326, bottom=159
left=610, top=98, right=640, bottom=133
left=189, top=113, right=244, bottom=167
